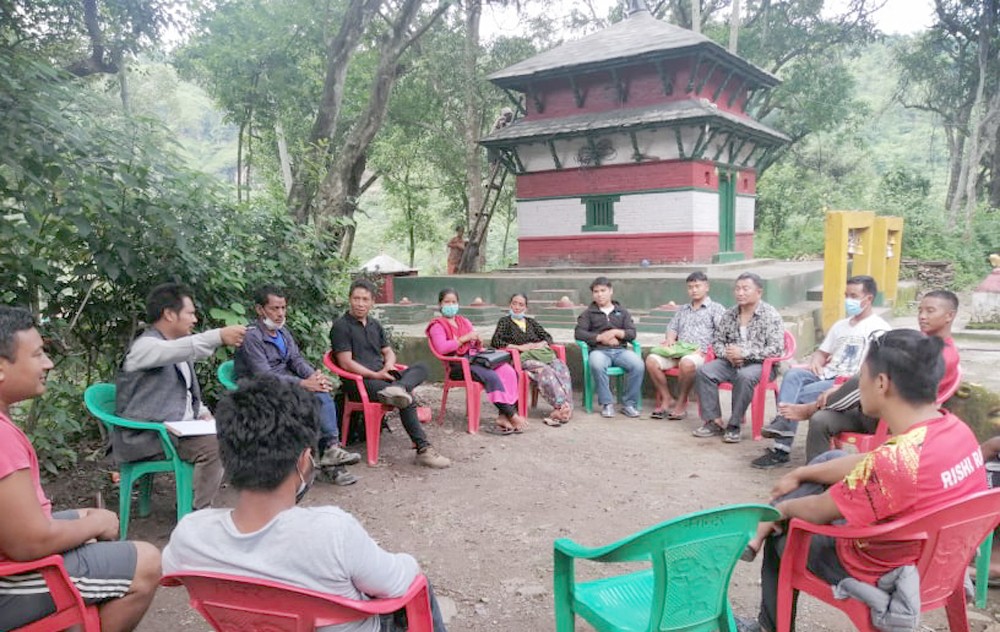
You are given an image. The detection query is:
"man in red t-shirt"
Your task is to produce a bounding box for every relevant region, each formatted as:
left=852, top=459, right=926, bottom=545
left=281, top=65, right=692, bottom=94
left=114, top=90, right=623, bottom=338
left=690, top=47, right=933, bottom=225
left=736, top=329, right=986, bottom=632
left=803, top=290, right=961, bottom=462
left=0, top=306, right=161, bottom=631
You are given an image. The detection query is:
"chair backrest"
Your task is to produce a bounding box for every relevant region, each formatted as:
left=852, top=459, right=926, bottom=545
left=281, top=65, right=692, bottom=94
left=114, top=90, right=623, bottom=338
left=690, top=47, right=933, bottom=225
left=778, top=330, right=797, bottom=362
left=562, top=504, right=779, bottom=630
left=0, top=555, right=99, bottom=631
left=83, top=383, right=181, bottom=461
left=857, top=489, right=1000, bottom=609
left=162, top=571, right=432, bottom=632
left=217, top=360, right=238, bottom=391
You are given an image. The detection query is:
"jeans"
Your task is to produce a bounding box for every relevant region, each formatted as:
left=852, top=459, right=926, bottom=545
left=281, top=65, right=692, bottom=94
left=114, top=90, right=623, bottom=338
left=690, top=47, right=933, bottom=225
left=315, top=392, right=340, bottom=449
left=379, top=579, right=448, bottom=632
left=770, top=368, right=834, bottom=452
left=805, top=408, right=879, bottom=463
left=588, top=348, right=645, bottom=407
left=356, top=363, right=431, bottom=451
left=758, top=450, right=850, bottom=631
left=695, top=359, right=765, bottom=429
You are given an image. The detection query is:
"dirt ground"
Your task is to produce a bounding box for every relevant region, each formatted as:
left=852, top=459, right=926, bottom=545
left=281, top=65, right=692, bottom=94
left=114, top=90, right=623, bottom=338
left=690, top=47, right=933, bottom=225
left=44, top=336, right=1000, bottom=632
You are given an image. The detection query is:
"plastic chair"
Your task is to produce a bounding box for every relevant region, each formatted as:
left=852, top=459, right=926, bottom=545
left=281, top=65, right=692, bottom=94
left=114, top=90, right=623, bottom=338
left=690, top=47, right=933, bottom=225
left=217, top=360, right=238, bottom=391
left=776, top=488, right=1000, bottom=632
left=83, top=383, right=194, bottom=539
left=832, top=364, right=963, bottom=453
left=506, top=344, right=567, bottom=418
left=426, top=339, right=483, bottom=434
left=554, top=503, right=780, bottom=632
left=715, top=329, right=796, bottom=441
left=0, top=555, right=100, bottom=631
left=162, top=571, right=434, bottom=632
left=322, top=351, right=409, bottom=466
left=976, top=530, right=994, bottom=609
left=575, top=339, right=644, bottom=413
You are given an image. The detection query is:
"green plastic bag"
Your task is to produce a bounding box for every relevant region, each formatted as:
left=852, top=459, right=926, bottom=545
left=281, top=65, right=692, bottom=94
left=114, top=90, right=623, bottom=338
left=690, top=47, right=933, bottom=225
left=650, top=341, right=700, bottom=359
left=520, top=347, right=557, bottom=363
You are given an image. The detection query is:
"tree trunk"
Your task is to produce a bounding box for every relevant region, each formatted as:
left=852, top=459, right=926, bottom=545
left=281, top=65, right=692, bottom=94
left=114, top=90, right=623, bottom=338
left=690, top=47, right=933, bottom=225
left=275, top=121, right=293, bottom=196
left=990, top=124, right=1000, bottom=208
left=728, top=0, right=740, bottom=53
left=691, top=0, right=701, bottom=33
left=236, top=118, right=246, bottom=203
left=461, top=0, right=485, bottom=271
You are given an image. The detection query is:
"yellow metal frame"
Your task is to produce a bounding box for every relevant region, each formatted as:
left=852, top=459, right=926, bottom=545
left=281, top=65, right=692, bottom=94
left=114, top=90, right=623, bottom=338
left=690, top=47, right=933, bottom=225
left=822, top=211, right=904, bottom=332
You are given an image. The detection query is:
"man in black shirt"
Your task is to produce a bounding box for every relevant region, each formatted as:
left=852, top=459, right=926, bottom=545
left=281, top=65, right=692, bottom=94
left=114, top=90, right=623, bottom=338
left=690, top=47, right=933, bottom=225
left=329, top=279, right=450, bottom=469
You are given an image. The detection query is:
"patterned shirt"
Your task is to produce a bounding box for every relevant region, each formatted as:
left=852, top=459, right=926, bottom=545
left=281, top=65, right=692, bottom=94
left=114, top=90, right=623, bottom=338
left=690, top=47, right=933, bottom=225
left=666, top=297, right=726, bottom=353
left=712, top=301, right=785, bottom=362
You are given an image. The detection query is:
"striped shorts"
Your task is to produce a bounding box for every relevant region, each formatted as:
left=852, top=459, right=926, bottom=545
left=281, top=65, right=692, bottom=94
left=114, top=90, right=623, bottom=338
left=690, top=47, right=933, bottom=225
left=0, top=511, right=136, bottom=630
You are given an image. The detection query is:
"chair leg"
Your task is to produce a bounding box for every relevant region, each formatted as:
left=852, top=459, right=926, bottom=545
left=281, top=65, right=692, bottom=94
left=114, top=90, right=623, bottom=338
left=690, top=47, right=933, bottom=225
left=117, top=468, right=136, bottom=541
left=438, top=385, right=450, bottom=425
left=175, top=462, right=194, bottom=522
left=977, top=531, right=994, bottom=608
left=363, top=404, right=383, bottom=466
left=137, top=473, right=154, bottom=518
left=553, top=553, right=576, bottom=632
left=945, top=585, right=970, bottom=632
left=466, top=383, right=481, bottom=434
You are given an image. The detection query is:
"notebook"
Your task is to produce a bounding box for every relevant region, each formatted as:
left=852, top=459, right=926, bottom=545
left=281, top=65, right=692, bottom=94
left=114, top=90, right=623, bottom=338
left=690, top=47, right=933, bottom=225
left=164, top=420, right=217, bottom=437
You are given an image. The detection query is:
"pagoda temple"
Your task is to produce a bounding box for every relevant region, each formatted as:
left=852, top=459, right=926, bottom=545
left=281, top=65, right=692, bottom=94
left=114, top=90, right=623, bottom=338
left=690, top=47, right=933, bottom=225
left=480, top=1, right=789, bottom=266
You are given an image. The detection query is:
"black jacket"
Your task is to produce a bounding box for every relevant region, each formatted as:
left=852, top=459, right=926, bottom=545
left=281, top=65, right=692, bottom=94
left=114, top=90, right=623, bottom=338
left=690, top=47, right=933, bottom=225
left=574, top=301, right=637, bottom=350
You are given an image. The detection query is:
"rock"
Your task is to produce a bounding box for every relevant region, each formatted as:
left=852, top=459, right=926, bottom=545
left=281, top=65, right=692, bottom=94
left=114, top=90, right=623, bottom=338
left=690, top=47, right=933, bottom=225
left=471, top=296, right=485, bottom=305
left=943, top=382, right=1000, bottom=443
left=556, top=296, right=573, bottom=307
left=515, top=584, right=548, bottom=598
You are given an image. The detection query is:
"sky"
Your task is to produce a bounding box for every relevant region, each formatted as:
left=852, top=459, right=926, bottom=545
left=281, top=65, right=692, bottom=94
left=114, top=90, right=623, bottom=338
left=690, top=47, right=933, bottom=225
left=481, top=0, right=937, bottom=41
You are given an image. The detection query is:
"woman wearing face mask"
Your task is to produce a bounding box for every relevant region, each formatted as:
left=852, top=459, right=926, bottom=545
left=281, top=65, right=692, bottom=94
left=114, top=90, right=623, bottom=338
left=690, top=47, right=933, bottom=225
left=491, top=293, right=573, bottom=426
left=427, top=288, right=526, bottom=434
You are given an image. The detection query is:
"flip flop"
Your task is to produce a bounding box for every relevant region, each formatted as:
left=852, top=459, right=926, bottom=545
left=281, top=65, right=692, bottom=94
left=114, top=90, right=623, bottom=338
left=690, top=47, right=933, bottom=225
left=543, top=417, right=562, bottom=427
left=667, top=411, right=688, bottom=420
left=486, top=425, right=515, bottom=436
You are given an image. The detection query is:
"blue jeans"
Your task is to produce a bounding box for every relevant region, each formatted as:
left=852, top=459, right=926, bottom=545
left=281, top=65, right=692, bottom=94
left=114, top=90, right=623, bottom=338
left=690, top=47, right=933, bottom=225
left=589, top=348, right=645, bottom=407
left=771, top=368, right=834, bottom=452
left=315, top=392, right=340, bottom=447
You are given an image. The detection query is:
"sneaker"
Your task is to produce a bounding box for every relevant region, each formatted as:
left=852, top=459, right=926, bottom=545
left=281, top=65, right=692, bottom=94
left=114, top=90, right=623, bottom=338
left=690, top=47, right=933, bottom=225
left=317, top=445, right=362, bottom=467
left=601, top=404, right=615, bottom=418
left=378, top=385, right=413, bottom=409
left=760, top=423, right=796, bottom=439
left=650, top=408, right=666, bottom=420
left=622, top=405, right=640, bottom=418
left=751, top=448, right=791, bottom=469
left=723, top=427, right=742, bottom=443
left=692, top=421, right=725, bottom=438
left=734, top=615, right=761, bottom=632
left=415, top=446, right=451, bottom=469
left=326, top=466, right=358, bottom=486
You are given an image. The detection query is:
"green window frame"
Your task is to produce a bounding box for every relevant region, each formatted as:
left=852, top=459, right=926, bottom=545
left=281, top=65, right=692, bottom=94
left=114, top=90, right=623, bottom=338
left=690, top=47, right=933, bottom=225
left=581, top=195, right=619, bottom=231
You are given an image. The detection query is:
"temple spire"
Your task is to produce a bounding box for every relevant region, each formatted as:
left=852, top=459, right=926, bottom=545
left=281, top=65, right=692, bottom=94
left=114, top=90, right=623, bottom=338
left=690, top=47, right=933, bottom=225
left=625, top=0, right=650, bottom=18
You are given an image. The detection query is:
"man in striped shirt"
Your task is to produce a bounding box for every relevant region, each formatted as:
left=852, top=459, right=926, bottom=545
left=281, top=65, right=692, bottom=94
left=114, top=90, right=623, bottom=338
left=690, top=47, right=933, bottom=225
left=0, top=306, right=160, bottom=631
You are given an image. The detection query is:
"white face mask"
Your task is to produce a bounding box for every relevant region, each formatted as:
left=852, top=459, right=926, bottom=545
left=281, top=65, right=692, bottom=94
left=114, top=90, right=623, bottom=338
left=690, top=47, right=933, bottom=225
left=295, top=455, right=317, bottom=504
left=262, top=317, right=281, bottom=331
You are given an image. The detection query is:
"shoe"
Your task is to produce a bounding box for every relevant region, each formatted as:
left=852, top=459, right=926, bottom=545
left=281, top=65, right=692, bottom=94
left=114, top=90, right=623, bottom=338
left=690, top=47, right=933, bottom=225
left=692, top=421, right=724, bottom=438
left=650, top=408, right=666, bottom=420
left=723, top=427, right=742, bottom=443
left=622, top=405, right=640, bottom=418
left=734, top=615, right=761, bottom=632
left=601, top=404, right=615, bottom=418
left=760, top=423, right=796, bottom=439
left=317, top=445, right=362, bottom=467
left=751, top=448, right=791, bottom=469
left=327, top=466, right=358, bottom=486
left=415, top=446, right=451, bottom=469
left=377, top=385, right=413, bottom=409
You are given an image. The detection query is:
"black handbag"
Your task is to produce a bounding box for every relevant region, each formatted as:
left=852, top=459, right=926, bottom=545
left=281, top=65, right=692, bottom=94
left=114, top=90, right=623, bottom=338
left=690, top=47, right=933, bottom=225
left=470, top=348, right=512, bottom=369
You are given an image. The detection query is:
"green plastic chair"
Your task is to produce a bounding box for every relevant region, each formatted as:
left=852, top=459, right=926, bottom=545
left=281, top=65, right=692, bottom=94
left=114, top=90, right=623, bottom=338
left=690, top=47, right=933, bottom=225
left=976, top=530, right=995, bottom=608
left=554, top=503, right=780, bottom=632
left=217, top=360, right=238, bottom=391
left=83, top=383, right=194, bottom=540
left=575, top=339, right=644, bottom=413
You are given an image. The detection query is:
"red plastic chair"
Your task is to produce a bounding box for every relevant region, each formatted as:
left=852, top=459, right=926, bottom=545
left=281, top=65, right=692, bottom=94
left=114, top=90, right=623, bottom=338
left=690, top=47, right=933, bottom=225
left=776, top=488, right=1000, bottom=632
left=426, top=339, right=483, bottom=434
left=0, top=555, right=100, bottom=631
left=832, top=364, right=963, bottom=453
left=322, top=351, right=408, bottom=466
left=506, top=344, right=567, bottom=418
left=713, top=330, right=796, bottom=441
left=162, top=571, right=434, bottom=632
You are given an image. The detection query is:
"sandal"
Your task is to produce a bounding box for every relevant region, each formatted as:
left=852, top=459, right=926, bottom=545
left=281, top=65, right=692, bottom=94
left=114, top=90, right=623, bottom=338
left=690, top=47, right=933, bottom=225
left=650, top=408, right=666, bottom=420
left=667, top=410, right=688, bottom=420
left=543, top=417, right=562, bottom=427
left=486, top=424, right=515, bottom=436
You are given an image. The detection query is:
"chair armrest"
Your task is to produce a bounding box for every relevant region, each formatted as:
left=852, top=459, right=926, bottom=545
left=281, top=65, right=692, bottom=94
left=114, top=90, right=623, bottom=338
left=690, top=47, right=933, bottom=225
left=574, top=340, right=589, bottom=354
left=785, top=517, right=931, bottom=542
left=551, top=344, right=566, bottom=363
left=0, top=554, right=66, bottom=575
left=504, top=348, right=524, bottom=372
left=630, top=340, right=641, bottom=355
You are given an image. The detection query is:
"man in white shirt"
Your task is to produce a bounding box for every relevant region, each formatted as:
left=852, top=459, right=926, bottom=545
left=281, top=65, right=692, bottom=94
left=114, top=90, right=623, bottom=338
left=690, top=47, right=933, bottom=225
left=750, top=276, right=890, bottom=469
left=162, top=376, right=448, bottom=632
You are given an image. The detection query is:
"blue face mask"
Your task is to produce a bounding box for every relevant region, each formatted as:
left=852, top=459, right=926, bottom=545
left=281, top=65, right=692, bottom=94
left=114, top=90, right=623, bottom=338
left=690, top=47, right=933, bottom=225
left=441, top=304, right=460, bottom=318
left=845, top=298, right=863, bottom=317
left=509, top=310, right=525, bottom=320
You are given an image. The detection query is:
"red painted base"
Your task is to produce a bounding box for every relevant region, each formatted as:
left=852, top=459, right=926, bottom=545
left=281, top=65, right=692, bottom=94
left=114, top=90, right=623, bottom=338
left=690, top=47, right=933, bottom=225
left=518, top=232, right=754, bottom=266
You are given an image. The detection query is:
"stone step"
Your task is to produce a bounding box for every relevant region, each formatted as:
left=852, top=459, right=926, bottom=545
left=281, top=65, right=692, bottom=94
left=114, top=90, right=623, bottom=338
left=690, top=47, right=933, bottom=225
left=376, top=303, right=434, bottom=324
left=806, top=285, right=824, bottom=302
left=528, top=288, right=580, bottom=306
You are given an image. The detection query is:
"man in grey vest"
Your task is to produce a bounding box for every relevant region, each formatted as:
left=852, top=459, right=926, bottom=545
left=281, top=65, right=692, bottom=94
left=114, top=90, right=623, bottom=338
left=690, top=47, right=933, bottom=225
left=115, top=283, right=246, bottom=510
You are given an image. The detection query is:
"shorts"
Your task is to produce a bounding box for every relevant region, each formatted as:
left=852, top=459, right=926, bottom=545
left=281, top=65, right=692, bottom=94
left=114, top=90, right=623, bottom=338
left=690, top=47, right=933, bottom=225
left=0, top=511, right=137, bottom=630
left=647, top=352, right=705, bottom=371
